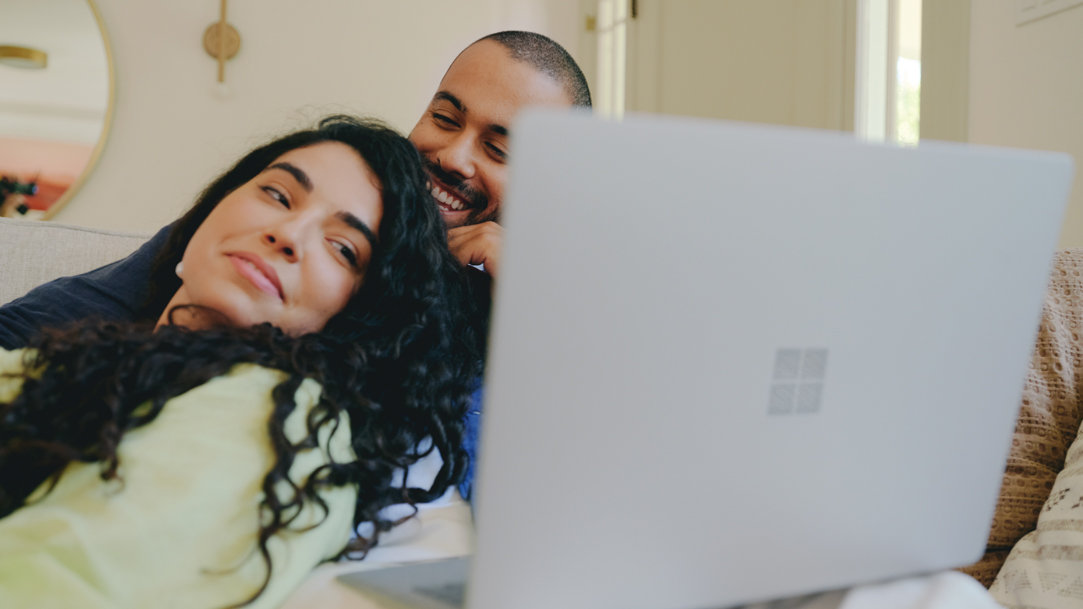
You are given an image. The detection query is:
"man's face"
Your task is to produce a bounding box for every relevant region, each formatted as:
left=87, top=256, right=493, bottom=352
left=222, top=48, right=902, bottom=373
left=409, top=39, right=573, bottom=228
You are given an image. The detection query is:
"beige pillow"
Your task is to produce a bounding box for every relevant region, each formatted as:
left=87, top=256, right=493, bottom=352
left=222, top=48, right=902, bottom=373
left=958, top=249, right=1083, bottom=587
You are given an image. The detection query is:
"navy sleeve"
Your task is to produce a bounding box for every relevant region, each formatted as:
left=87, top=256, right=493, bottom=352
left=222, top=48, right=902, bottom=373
left=0, top=224, right=171, bottom=350
left=457, top=385, right=484, bottom=502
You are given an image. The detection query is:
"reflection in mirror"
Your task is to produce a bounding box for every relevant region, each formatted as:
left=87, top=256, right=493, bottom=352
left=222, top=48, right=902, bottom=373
left=0, top=0, right=112, bottom=220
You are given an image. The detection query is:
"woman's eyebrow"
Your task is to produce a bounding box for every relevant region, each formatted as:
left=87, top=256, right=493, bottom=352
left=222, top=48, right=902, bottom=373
left=265, top=162, right=312, bottom=192
left=336, top=211, right=378, bottom=247
left=264, top=161, right=377, bottom=246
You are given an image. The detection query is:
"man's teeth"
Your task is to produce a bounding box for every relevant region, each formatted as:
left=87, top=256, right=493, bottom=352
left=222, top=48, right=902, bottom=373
left=431, top=184, right=466, bottom=211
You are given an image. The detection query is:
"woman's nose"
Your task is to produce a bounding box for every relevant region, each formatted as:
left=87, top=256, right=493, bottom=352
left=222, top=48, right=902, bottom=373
left=264, top=230, right=298, bottom=261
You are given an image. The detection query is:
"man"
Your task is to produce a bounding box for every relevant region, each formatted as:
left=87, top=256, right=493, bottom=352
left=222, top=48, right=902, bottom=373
left=0, top=30, right=591, bottom=500
left=410, top=31, right=591, bottom=499
left=411, top=31, right=592, bottom=279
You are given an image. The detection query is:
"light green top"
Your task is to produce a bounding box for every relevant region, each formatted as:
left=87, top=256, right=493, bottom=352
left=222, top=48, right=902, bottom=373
left=0, top=348, right=357, bottom=609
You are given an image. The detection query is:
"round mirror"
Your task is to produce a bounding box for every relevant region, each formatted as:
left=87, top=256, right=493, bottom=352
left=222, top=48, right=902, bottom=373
left=0, top=0, right=114, bottom=220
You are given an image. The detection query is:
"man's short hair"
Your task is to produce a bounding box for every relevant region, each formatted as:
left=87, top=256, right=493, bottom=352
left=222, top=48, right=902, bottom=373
left=478, top=31, right=592, bottom=108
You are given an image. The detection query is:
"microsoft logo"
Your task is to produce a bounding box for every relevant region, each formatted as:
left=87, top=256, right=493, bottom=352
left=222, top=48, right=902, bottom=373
left=768, top=348, right=828, bottom=415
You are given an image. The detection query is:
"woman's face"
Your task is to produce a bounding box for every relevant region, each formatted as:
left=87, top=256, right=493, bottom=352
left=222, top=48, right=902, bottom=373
left=163, top=141, right=383, bottom=335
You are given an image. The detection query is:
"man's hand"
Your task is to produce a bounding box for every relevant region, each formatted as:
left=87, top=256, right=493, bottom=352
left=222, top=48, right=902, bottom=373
left=447, top=221, right=503, bottom=278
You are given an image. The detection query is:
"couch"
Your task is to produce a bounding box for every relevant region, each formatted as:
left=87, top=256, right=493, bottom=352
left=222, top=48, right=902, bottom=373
left=0, top=217, right=148, bottom=305
left=2, top=216, right=1083, bottom=608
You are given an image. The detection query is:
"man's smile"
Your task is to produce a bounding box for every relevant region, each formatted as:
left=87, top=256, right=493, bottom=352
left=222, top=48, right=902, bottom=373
left=422, top=159, right=489, bottom=220
left=429, top=180, right=470, bottom=212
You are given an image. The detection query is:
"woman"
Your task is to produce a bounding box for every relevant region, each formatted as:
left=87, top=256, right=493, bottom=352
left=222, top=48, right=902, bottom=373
left=0, top=116, right=482, bottom=607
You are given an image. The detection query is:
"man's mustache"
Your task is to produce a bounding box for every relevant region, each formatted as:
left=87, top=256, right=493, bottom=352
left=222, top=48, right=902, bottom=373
left=423, top=160, right=489, bottom=212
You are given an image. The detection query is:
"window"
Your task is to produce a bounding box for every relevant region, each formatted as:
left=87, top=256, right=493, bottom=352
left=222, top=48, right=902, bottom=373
left=856, top=0, right=921, bottom=145
left=593, top=0, right=629, bottom=119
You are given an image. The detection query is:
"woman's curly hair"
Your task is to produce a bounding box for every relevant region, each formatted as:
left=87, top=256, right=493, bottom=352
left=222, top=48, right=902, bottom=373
left=0, top=116, right=484, bottom=606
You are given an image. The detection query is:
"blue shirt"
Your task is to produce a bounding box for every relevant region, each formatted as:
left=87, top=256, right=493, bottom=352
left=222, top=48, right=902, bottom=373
left=458, top=387, right=484, bottom=501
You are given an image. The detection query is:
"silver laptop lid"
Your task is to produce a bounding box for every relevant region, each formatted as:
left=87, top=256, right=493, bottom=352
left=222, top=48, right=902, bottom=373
left=469, top=110, right=1073, bottom=609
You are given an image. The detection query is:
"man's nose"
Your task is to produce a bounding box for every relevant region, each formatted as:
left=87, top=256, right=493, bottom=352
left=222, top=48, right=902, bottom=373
left=437, top=133, right=477, bottom=180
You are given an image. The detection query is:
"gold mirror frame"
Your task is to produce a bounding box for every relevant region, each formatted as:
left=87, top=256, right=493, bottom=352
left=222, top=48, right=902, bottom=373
left=0, top=0, right=115, bottom=221
left=42, top=0, right=115, bottom=220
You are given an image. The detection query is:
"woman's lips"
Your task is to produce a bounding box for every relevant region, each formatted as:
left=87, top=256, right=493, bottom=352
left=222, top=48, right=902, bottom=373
left=228, top=253, right=283, bottom=300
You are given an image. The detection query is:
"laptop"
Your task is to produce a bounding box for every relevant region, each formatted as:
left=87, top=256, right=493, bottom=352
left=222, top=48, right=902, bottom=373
left=339, top=110, right=1075, bottom=609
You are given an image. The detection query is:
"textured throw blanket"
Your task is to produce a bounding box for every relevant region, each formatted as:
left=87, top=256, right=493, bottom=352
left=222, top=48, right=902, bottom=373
left=958, top=249, right=1083, bottom=598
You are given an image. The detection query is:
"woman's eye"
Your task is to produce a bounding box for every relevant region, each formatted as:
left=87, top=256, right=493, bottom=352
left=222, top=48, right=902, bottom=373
left=332, top=240, right=359, bottom=266
left=262, top=186, right=289, bottom=207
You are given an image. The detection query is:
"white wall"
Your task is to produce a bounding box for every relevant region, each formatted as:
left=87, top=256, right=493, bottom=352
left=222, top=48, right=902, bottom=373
left=969, top=3, right=1083, bottom=248
left=54, top=0, right=582, bottom=233
left=58, top=1, right=1083, bottom=247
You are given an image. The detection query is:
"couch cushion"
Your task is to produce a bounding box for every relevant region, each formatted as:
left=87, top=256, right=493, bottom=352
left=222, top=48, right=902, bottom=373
left=0, top=218, right=149, bottom=306
left=959, top=249, right=1083, bottom=587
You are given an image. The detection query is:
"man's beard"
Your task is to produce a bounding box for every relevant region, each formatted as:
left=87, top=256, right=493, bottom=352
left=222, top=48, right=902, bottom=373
left=461, top=205, right=498, bottom=226
left=424, top=160, right=498, bottom=226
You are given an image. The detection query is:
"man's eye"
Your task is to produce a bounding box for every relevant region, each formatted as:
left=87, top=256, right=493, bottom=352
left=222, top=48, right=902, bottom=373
left=262, top=186, right=289, bottom=207
left=432, top=112, right=460, bottom=129
left=485, top=143, right=507, bottom=162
